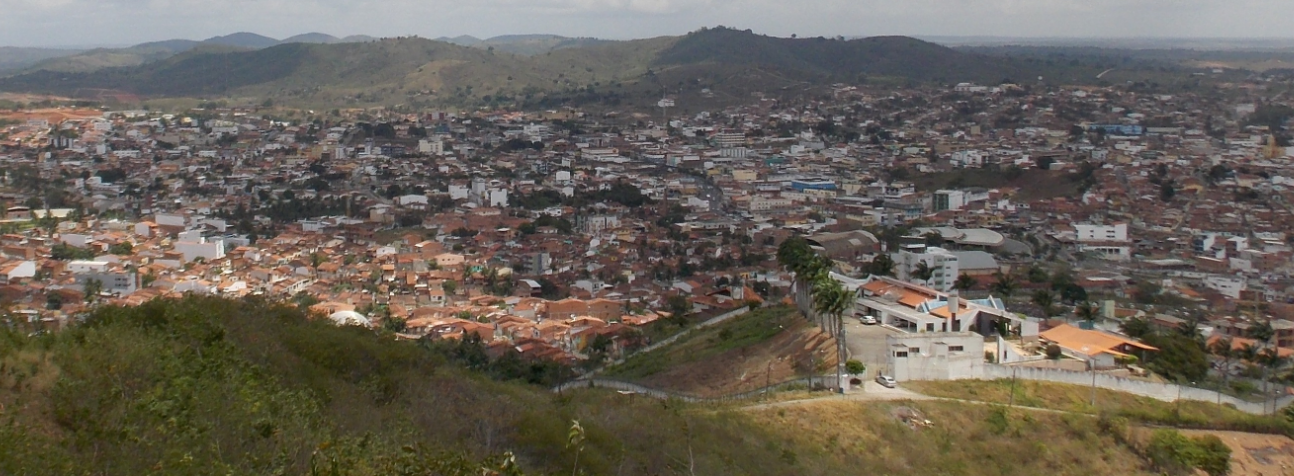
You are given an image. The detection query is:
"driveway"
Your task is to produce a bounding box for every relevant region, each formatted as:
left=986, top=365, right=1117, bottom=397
left=843, top=320, right=898, bottom=377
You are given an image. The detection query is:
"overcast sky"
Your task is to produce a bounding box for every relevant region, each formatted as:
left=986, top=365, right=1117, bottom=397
left=4, top=0, right=1293, bottom=47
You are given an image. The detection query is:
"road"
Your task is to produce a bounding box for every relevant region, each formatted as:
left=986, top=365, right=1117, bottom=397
left=843, top=320, right=898, bottom=377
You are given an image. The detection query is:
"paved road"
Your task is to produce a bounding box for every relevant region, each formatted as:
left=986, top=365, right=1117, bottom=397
left=843, top=320, right=898, bottom=376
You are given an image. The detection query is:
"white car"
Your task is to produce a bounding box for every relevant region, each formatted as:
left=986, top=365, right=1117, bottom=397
left=859, top=315, right=878, bottom=325
left=875, top=375, right=897, bottom=388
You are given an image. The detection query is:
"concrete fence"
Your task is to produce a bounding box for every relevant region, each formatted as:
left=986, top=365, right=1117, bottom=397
left=981, top=364, right=1294, bottom=415
left=585, top=306, right=752, bottom=377
left=552, top=376, right=837, bottom=402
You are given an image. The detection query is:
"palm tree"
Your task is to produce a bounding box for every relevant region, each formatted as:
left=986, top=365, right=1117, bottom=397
left=869, top=254, right=895, bottom=277
left=990, top=271, right=1018, bottom=300
left=1208, top=337, right=1236, bottom=388
left=953, top=274, right=976, bottom=293
left=912, top=261, right=935, bottom=285
left=1075, top=301, right=1100, bottom=326
left=812, top=275, right=852, bottom=393
left=1031, top=289, right=1056, bottom=317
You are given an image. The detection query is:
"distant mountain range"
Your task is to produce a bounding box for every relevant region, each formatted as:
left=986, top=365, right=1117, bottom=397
left=0, top=32, right=381, bottom=74
left=0, top=27, right=1179, bottom=109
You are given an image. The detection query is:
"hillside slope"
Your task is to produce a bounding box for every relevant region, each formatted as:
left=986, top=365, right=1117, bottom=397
left=0, top=28, right=1113, bottom=107
left=0, top=295, right=1172, bottom=475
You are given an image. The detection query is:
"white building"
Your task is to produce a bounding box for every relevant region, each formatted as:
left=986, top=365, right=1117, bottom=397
left=1074, top=223, right=1128, bottom=242
left=933, top=190, right=966, bottom=211
left=1073, top=223, right=1131, bottom=261
left=1203, top=275, right=1246, bottom=299
left=895, top=245, right=959, bottom=292
left=886, top=332, right=986, bottom=382
left=417, top=139, right=444, bottom=155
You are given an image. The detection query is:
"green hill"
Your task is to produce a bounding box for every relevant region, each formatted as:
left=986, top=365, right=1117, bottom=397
left=0, top=28, right=1117, bottom=107
left=0, top=295, right=1190, bottom=475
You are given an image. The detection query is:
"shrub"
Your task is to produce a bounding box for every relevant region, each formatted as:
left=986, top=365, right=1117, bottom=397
left=1045, top=344, right=1062, bottom=360
left=845, top=360, right=866, bottom=375
left=1145, top=429, right=1231, bottom=476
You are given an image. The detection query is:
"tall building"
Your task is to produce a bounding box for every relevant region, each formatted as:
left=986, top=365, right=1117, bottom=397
left=895, top=244, right=960, bottom=292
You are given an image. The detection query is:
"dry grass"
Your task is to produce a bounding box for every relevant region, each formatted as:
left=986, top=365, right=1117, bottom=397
left=907, top=379, right=1269, bottom=424
left=742, top=398, right=1155, bottom=475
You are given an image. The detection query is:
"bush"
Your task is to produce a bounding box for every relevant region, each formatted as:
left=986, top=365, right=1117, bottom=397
left=1045, top=344, right=1062, bottom=360
left=1145, top=429, right=1231, bottom=476
left=845, top=360, right=866, bottom=375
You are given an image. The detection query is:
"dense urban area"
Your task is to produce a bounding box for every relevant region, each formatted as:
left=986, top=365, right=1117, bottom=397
left=4, top=58, right=1294, bottom=475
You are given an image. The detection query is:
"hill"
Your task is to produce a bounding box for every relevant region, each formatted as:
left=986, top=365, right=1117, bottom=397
left=281, top=32, right=342, bottom=44
left=0, top=27, right=1118, bottom=107
left=203, top=32, right=280, bottom=49
left=654, top=27, right=1085, bottom=84
left=603, top=305, right=839, bottom=396
left=0, top=47, right=81, bottom=75
left=0, top=295, right=1196, bottom=475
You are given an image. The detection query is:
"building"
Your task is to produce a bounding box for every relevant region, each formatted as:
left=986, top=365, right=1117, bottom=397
left=933, top=190, right=966, bottom=212
left=885, top=332, right=986, bottom=381
left=1038, top=323, right=1157, bottom=369
left=790, top=178, right=836, bottom=192
left=895, top=244, right=959, bottom=292
left=1074, top=223, right=1128, bottom=242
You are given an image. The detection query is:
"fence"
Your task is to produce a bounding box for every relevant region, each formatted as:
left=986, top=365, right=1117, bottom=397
left=551, top=376, right=839, bottom=402
left=587, top=306, right=752, bottom=375
left=981, top=364, right=1294, bottom=415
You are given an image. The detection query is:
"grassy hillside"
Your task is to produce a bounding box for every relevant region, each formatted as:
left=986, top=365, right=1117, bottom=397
left=0, top=28, right=1114, bottom=108
left=0, top=296, right=812, bottom=475
left=654, top=27, right=1077, bottom=84
left=0, top=47, right=81, bottom=75
left=907, top=379, right=1294, bottom=435
left=603, top=305, right=838, bottom=396
left=745, top=399, right=1155, bottom=475
left=0, top=295, right=1192, bottom=475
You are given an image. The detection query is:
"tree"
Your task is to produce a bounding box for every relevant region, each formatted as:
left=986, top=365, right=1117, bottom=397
left=1121, top=317, right=1152, bottom=339
left=845, top=359, right=866, bottom=375
left=912, top=261, right=935, bottom=284
left=442, top=279, right=458, bottom=295
left=1160, top=182, right=1176, bottom=202
left=1031, top=289, right=1057, bottom=317
left=953, top=274, right=976, bottom=293
left=666, top=294, right=692, bottom=325
left=1208, top=337, right=1237, bottom=387
left=868, top=254, right=895, bottom=277
left=1045, top=344, right=1062, bottom=359
left=83, top=279, right=103, bottom=303
left=811, top=275, right=852, bottom=393
left=991, top=272, right=1018, bottom=299
left=1074, top=301, right=1099, bottom=325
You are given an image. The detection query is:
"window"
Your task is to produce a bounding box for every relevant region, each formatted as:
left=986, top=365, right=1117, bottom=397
left=949, top=345, right=964, bottom=352
left=908, top=347, right=922, bottom=355
left=895, top=351, right=908, bottom=358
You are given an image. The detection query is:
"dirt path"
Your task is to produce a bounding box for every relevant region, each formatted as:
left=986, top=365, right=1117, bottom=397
left=742, top=381, right=1087, bottom=416
left=1179, top=430, right=1294, bottom=476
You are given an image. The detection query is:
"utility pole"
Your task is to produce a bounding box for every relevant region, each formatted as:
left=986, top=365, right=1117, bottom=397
left=1089, top=359, right=1097, bottom=407
left=1009, top=366, right=1017, bottom=408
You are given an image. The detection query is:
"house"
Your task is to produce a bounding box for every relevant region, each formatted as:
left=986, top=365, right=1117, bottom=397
left=1038, top=323, right=1158, bottom=369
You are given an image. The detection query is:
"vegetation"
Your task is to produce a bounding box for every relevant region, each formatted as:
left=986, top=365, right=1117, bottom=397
left=908, top=379, right=1294, bottom=436
left=0, top=296, right=824, bottom=475
left=604, top=305, right=799, bottom=381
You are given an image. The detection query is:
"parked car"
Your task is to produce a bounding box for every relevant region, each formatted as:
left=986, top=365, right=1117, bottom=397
left=858, top=315, right=878, bottom=325
left=875, top=375, right=897, bottom=388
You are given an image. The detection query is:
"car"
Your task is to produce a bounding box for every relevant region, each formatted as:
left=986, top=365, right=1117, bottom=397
left=858, top=315, right=877, bottom=325
left=875, top=375, right=897, bottom=388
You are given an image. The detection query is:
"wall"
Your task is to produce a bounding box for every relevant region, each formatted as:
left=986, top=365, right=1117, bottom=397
left=888, top=332, right=985, bottom=381
left=981, top=364, right=1294, bottom=415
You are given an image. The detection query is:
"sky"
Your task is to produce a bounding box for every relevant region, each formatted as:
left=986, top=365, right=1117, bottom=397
left=3, top=0, right=1293, bottom=47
